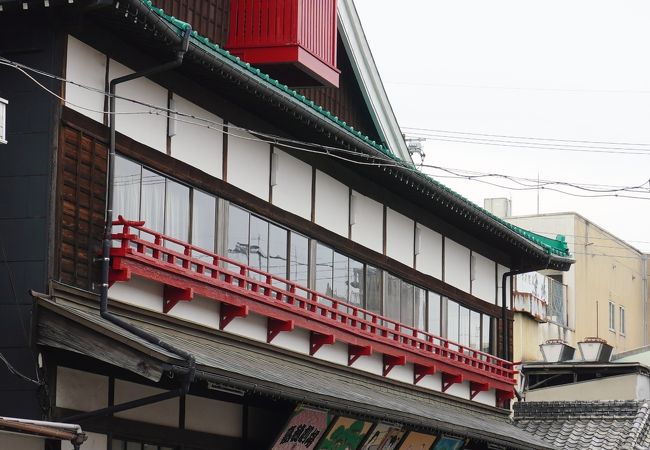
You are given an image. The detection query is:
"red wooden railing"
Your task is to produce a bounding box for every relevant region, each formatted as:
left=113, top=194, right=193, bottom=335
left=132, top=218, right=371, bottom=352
left=110, top=217, right=516, bottom=386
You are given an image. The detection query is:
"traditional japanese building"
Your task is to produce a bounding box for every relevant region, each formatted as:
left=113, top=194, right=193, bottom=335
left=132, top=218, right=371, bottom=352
left=0, top=0, right=572, bottom=449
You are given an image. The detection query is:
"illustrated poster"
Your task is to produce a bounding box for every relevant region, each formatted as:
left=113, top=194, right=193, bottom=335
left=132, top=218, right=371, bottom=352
left=397, top=431, right=437, bottom=450
left=360, top=423, right=405, bottom=450
left=316, top=416, right=374, bottom=450
left=432, top=437, right=465, bottom=450
left=271, top=406, right=331, bottom=450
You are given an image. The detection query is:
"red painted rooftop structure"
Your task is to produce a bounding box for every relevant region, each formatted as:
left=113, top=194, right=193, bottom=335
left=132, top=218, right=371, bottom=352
left=226, top=0, right=340, bottom=87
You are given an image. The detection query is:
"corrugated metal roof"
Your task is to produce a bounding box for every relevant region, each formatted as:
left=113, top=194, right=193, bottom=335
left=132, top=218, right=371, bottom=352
left=36, top=295, right=555, bottom=449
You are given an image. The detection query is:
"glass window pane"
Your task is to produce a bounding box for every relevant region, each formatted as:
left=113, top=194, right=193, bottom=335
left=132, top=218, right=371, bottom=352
left=140, top=169, right=165, bottom=233
left=400, top=281, right=414, bottom=328
left=315, top=243, right=333, bottom=296
left=470, top=310, right=481, bottom=350
left=143, top=445, right=156, bottom=450
left=227, top=205, right=249, bottom=265
left=249, top=216, right=269, bottom=278
left=459, top=306, right=470, bottom=347
left=126, top=442, right=141, bottom=450
left=447, top=299, right=459, bottom=343
left=365, top=265, right=382, bottom=314
left=289, top=232, right=308, bottom=287
left=332, top=252, right=349, bottom=302
left=482, top=315, right=492, bottom=354
left=349, top=259, right=364, bottom=307
left=111, top=439, right=125, bottom=450
left=414, top=287, right=426, bottom=331
left=165, top=179, right=190, bottom=253
left=191, top=190, right=216, bottom=254
left=384, top=273, right=401, bottom=324
left=113, top=156, right=141, bottom=221
left=268, top=224, right=288, bottom=280
left=427, top=293, right=441, bottom=336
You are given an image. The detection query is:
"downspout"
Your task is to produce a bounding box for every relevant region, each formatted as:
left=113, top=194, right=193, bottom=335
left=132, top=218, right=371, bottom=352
left=643, top=254, right=648, bottom=346
left=501, top=255, right=552, bottom=360
left=98, top=26, right=195, bottom=391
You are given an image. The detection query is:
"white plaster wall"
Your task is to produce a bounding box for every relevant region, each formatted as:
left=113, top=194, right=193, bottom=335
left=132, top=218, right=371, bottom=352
left=170, top=94, right=223, bottom=178
left=271, top=149, right=312, bottom=219
left=314, top=170, right=349, bottom=237
left=56, top=367, right=108, bottom=411
left=636, top=374, right=650, bottom=400
left=417, top=372, right=441, bottom=392
left=415, top=225, right=442, bottom=279
left=385, top=362, right=412, bottom=384
left=497, top=264, right=510, bottom=307
left=114, top=379, right=179, bottom=427
left=185, top=395, right=243, bottom=437
left=108, top=60, right=168, bottom=152
left=223, top=311, right=267, bottom=343
left=168, top=295, right=220, bottom=330
left=109, top=276, right=163, bottom=313
left=474, top=389, right=496, bottom=406
left=525, top=373, right=639, bottom=401
left=65, top=36, right=106, bottom=124
left=0, top=433, right=44, bottom=450
left=472, top=252, right=496, bottom=303
left=350, top=351, right=383, bottom=376
left=312, top=340, right=349, bottom=366
left=444, top=239, right=471, bottom=292
left=445, top=380, right=469, bottom=399
left=227, top=128, right=270, bottom=200
left=385, top=208, right=414, bottom=267
left=62, top=433, right=106, bottom=450
left=350, top=191, right=383, bottom=253
left=272, top=327, right=310, bottom=355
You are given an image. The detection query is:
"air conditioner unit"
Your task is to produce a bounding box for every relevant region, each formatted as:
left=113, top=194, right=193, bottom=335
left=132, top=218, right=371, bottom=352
left=0, top=98, right=7, bottom=144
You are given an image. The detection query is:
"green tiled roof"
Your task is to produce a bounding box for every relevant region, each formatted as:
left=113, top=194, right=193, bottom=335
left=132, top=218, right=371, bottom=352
left=139, top=0, right=570, bottom=259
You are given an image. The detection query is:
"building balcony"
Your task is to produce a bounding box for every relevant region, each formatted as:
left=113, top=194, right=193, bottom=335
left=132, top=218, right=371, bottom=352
left=513, top=272, right=568, bottom=327
left=109, top=217, right=516, bottom=401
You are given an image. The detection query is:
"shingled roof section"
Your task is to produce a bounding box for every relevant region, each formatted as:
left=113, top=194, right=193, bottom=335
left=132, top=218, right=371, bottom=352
left=513, top=400, right=650, bottom=450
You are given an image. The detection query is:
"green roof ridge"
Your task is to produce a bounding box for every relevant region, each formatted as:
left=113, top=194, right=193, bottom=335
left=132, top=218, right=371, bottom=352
left=140, top=0, right=570, bottom=259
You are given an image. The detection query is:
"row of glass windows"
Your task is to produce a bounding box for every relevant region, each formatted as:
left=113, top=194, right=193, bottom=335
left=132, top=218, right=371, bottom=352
left=113, top=155, right=494, bottom=354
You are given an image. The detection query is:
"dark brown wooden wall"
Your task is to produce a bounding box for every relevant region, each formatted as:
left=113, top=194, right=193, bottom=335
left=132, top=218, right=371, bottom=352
left=56, top=124, right=107, bottom=291
left=153, top=0, right=231, bottom=47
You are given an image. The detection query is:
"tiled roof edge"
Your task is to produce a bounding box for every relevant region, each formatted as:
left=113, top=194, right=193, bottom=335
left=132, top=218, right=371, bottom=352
left=137, top=0, right=570, bottom=259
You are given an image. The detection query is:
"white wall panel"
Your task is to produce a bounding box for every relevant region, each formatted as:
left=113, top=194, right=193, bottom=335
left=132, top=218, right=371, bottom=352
left=497, top=264, right=510, bottom=307
left=227, top=128, right=270, bottom=200
left=350, top=191, right=383, bottom=253
left=472, top=252, right=496, bottom=303
left=351, top=351, right=382, bottom=376
left=0, top=433, right=44, bottom=450
left=271, top=149, right=312, bottom=219
left=186, top=396, right=243, bottom=436
left=314, top=170, right=349, bottom=237
left=312, top=340, right=348, bottom=366
left=170, top=94, right=223, bottom=178
left=272, top=327, right=310, bottom=355
left=109, top=60, right=168, bottom=152
left=65, top=36, right=106, bottom=123
left=385, top=208, right=414, bottom=267
left=385, top=363, right=412, bottom=384
left=56, top=367, right=108, bottom=412
left=474, top=389, right=496, bottom=406
left=223, top=311, right=267, bottom=343
left=168, top=295, right=219, bottom=330
left=109, top=276, right=163, bottom=313
left=418, top=372, right=441, bottom=392
left=62, top=433, right=106, bottom=450
left=415, top=225, right=442, bottom=279
left=114, top=380, right=179, bottom=427
left=445, top=380, right=469, bottom=399
left=444, top=238, right=470, bottom=292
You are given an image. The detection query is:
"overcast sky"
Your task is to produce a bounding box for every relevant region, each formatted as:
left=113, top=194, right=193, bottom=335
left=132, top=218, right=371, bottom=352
left=354, top=0, right=650, bottom=253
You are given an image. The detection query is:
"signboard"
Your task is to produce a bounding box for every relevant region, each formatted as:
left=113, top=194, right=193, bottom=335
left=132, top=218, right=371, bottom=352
left=271, top=406, right=331, bottom=450
left=360, top=424, right=404, bottom=450
left=432, top=437, right=465, bottom=450
left=397, top=431, right=437, bottom=450
left=316, top=416, right=373, bottom=450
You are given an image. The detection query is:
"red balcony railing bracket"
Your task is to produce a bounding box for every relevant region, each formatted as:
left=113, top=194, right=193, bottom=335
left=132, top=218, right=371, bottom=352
left=442, top=373, right=464, bottom=393
left=469, top=381, right=490, bottom=400
left=383, top=354, right=406, bottom=377
left=220, top=304, right=249, bottom=330
left=109, top=218, right=518, bottom=395
left=163, top=285, right=194, bottom=314
left=496, top=389, right=515, bottom=408
left=414, top=364, right=437, bottom=385
left=310, top=332, right=336, bottom=356
left=348, top=344, right=373, bottom=366
left=267, top=318, right=295, bottom=343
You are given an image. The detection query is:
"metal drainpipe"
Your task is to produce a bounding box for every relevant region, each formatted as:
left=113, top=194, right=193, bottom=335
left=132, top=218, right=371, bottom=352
left=501, top=255, right=552, bottom=360
left=643, top=254, right=648, bottom=346
left=98, top=26, right=196, bottom=391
